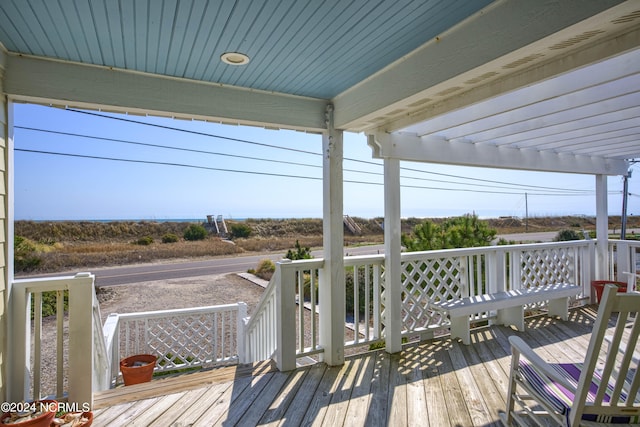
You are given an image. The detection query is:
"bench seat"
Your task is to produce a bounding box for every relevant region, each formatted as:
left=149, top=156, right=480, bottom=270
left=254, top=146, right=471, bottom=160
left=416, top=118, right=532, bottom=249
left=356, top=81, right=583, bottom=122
left=430, top=283, right=581, bottom=345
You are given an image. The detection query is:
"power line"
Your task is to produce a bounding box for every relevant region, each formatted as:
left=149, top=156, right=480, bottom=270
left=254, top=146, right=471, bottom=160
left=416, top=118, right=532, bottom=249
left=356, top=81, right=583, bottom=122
left=16, top=126, right=587, bottom=194
left=18, top=118, right=593, bottom=195
left=16, top=148, right=600, bottom=196
left=15, top=126, right=323, bottom=170
left=66, top=108, right=322, bottom=156
left=62, top=108, right=592, bottom=194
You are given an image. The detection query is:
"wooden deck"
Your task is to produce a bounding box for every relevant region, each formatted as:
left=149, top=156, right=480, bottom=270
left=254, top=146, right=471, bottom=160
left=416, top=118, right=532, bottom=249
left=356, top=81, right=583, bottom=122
left=92, top=306, right=599, bottom=426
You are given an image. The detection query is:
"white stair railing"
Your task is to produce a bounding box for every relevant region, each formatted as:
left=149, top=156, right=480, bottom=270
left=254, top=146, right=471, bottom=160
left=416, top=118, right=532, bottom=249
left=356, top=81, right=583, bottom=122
left=9, top=273, right=96, bottom=407
left=102, top=303, right=246, bottom=386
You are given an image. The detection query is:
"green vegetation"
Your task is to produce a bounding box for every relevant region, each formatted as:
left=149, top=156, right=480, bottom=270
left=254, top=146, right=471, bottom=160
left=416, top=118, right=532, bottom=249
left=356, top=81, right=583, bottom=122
left=554, top=229, right=583, bottom=241
left=162, top=233, right=179, bottom=243
left=15, top=235, right=42, bottom=271
left=230, top=223, right=252, bottom=239
left=285, top=240, right=312, bottom=260
left=39, top=290, right=68, bottom=318
left=253, top=258, right=275, bottom=281
left=136, top=236, right=154, bottom=245
left=183, top=224, right=208, bottom=241
left=402, top=213, right=497, bottom=251
left=345, top=267, right=373, bottom=318
left=555, top=229, right=583, bottom=241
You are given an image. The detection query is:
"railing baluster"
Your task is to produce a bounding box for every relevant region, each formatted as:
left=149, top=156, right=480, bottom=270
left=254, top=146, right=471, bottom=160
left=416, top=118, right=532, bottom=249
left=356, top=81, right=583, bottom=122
left=297, top=271, right=304, bottom=353
left=310, top=268, right=317, bottom=351
left=56, top=289, right=64, bottom=397
left=365, top=264, right=370, bottom=342
left=353, top=265, right=360, bottom=344
left=33, top=291, right=42, bottom=399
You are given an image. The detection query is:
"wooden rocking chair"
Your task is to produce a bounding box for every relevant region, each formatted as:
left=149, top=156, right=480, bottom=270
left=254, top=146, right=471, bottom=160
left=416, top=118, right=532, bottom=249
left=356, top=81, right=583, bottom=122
left=501, top=284, right=640, bottom=426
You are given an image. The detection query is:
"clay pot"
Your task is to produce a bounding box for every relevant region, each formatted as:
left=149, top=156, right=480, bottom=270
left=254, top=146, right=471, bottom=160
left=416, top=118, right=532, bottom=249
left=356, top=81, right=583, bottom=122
left=592, top=280, right=627, bottom=303
left=120, top=354, right=157, bottom=386
left=0, top=400, right=56, bottom=427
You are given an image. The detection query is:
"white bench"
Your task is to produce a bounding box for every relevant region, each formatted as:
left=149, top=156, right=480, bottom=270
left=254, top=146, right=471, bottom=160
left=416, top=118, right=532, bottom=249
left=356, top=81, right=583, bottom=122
left=430, top=283, right=581, bottom=345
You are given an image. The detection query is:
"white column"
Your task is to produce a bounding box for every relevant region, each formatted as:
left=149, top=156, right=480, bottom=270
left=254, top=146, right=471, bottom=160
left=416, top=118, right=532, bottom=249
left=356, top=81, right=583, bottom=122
left=1, top=50, right=12, bottom=402
left=384, top=158, right=402, bottom=353
left=595, top=174, right=609, bottom=280
left=320, top=105, right=345, bottom=366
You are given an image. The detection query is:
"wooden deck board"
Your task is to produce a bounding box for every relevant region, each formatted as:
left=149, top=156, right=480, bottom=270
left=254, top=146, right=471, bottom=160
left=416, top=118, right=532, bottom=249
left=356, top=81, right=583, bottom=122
left=91, top=307, right=601, bottom=427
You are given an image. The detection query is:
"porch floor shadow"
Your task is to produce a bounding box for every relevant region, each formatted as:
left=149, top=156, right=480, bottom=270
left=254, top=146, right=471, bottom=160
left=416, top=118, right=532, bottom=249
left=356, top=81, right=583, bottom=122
left=92, top=305, right=599, bottom=426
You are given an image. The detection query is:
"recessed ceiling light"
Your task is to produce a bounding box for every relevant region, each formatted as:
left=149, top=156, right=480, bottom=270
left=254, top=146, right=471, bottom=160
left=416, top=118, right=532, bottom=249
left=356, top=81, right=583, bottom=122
left=220, top=52, right=250, bottom=65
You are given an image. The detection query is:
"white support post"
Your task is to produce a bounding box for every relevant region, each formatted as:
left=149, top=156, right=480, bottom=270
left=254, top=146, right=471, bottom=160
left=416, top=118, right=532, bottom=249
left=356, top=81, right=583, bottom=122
left=595, top=174, right=609, bottom=281
left=8, top=281, right=29, bottom=403
left=320, top=105, right=345, bottom=366
left=236, top=302, right=247, bottom=364
left=276, top=260, right=296, bottom=371
left=384, top=158, right=402, bottom=353
left=67, top=273, right=95, bottom=407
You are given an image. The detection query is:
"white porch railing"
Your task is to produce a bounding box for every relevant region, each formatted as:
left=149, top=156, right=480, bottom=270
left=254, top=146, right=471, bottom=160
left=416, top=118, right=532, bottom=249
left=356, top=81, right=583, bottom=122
left=8, top=272, right=102, bottom=407
left=6, top=239, right=615, bottom=404
left=608, top=239, right=640, bottom=289
left=103, top=303, right=246, bottom=386
left=245, top=240, right=595, bottom=370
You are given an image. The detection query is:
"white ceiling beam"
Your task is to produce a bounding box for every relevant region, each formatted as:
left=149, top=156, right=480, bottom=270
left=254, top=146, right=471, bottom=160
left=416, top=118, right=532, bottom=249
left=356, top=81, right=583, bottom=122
left=438, top=74, right=640, bottom=143
left=334, top=0, right=632, bottom=131
left=368, top=132, right=630, bottom=176
left=4, top=54, right=328, bottom=132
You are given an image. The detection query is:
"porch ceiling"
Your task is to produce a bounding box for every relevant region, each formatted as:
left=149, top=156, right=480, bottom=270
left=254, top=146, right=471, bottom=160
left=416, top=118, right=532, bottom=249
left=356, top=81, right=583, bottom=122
left=1, top=0, right=639, bottom=174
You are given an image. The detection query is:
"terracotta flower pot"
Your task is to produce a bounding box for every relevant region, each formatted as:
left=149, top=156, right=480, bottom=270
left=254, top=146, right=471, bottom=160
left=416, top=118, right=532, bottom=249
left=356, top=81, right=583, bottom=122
left=0, top=400, right=56, bottom=427
left=591, top=280, right=627, bottom=303
left=120, top=354, right=157, bottom=386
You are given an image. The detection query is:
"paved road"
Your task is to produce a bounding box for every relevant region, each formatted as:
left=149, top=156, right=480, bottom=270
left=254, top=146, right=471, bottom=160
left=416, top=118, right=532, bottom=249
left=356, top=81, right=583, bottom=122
left=17, top=244, right=386, bottom=287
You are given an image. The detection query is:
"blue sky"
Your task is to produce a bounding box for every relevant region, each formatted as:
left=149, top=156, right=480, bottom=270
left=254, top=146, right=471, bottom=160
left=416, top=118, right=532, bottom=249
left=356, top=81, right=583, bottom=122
left=13, top=103, right=639, bottom=221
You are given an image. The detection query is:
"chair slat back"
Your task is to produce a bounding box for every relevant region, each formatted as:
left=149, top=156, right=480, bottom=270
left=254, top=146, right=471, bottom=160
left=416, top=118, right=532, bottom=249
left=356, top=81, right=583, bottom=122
left=571, top=285, right=640, bottom=425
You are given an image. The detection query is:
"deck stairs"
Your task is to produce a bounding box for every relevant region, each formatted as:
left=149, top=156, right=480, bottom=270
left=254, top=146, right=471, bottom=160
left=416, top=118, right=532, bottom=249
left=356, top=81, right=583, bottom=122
left=343, top=215, right=362, bottom=235
left=205, top=214, right=229, bottom=236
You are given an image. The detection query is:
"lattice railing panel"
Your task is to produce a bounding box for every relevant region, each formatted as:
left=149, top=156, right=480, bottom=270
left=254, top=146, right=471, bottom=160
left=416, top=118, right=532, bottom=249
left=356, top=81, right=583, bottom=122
left=518, top=247, right=576, bottom=310
left=118, top=306, right=241, bottom=373
left=400, top=257, right=464, bottom=331
left=519, top=248, right=575, bottom=288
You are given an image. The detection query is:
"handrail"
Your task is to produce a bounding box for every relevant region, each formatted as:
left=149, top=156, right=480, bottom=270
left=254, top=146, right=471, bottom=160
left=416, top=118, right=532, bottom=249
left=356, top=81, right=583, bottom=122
left=243, top=264, right=280, bottom=363
left=8, top=273, right=96, bottom=407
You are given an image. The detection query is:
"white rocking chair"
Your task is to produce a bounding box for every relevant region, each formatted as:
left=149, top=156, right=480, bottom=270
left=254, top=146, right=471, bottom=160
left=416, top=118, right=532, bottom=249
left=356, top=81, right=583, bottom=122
left=501, top=284, right=640, bottom=426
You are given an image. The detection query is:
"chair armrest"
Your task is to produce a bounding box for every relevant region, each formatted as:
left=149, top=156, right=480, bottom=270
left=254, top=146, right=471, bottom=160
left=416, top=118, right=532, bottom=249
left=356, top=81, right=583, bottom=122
left=509, top=336, right=577, bottom=392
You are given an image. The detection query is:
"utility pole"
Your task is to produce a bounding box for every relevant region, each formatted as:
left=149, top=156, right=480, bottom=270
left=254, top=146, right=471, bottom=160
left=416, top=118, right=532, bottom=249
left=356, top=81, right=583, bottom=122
left=621, top=170, right=631, bottom=240
left=525, top=192, right=529, bottom=233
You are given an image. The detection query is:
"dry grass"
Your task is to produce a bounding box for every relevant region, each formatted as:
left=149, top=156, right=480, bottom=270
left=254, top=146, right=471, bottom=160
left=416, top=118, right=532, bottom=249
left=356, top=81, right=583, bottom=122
left=15, top=215, right=639, bottom=274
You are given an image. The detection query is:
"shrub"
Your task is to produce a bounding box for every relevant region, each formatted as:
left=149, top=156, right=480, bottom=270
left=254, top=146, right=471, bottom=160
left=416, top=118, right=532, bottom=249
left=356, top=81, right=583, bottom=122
left=162, top=233, right=179, bottom=243
left=554, top=229, right=582, bottom=241
left=402, top=213, right=497, bottom=251
left=285, top=240, right=312, bottom=260
left=255, top=258, right=275, bottom=280
left=345, top=267, right=374, bottom=318
left=183, top=224, right=208, bottom=241
left=136, top=236, right=154, bottom=245
left=40, top=290, right=68, bottom=318
left=15, top=235, right=42, bottom=272
left=230, top=223, right=252, bottom=239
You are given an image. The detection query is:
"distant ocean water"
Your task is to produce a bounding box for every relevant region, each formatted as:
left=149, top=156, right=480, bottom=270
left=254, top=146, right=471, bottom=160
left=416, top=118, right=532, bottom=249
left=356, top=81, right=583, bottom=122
left=20, top=217, right=281, bottom=223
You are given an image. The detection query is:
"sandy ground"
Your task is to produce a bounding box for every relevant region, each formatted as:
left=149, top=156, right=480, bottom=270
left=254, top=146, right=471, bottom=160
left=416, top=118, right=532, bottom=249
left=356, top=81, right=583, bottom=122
left=95, top=273, right=266, bottom=321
